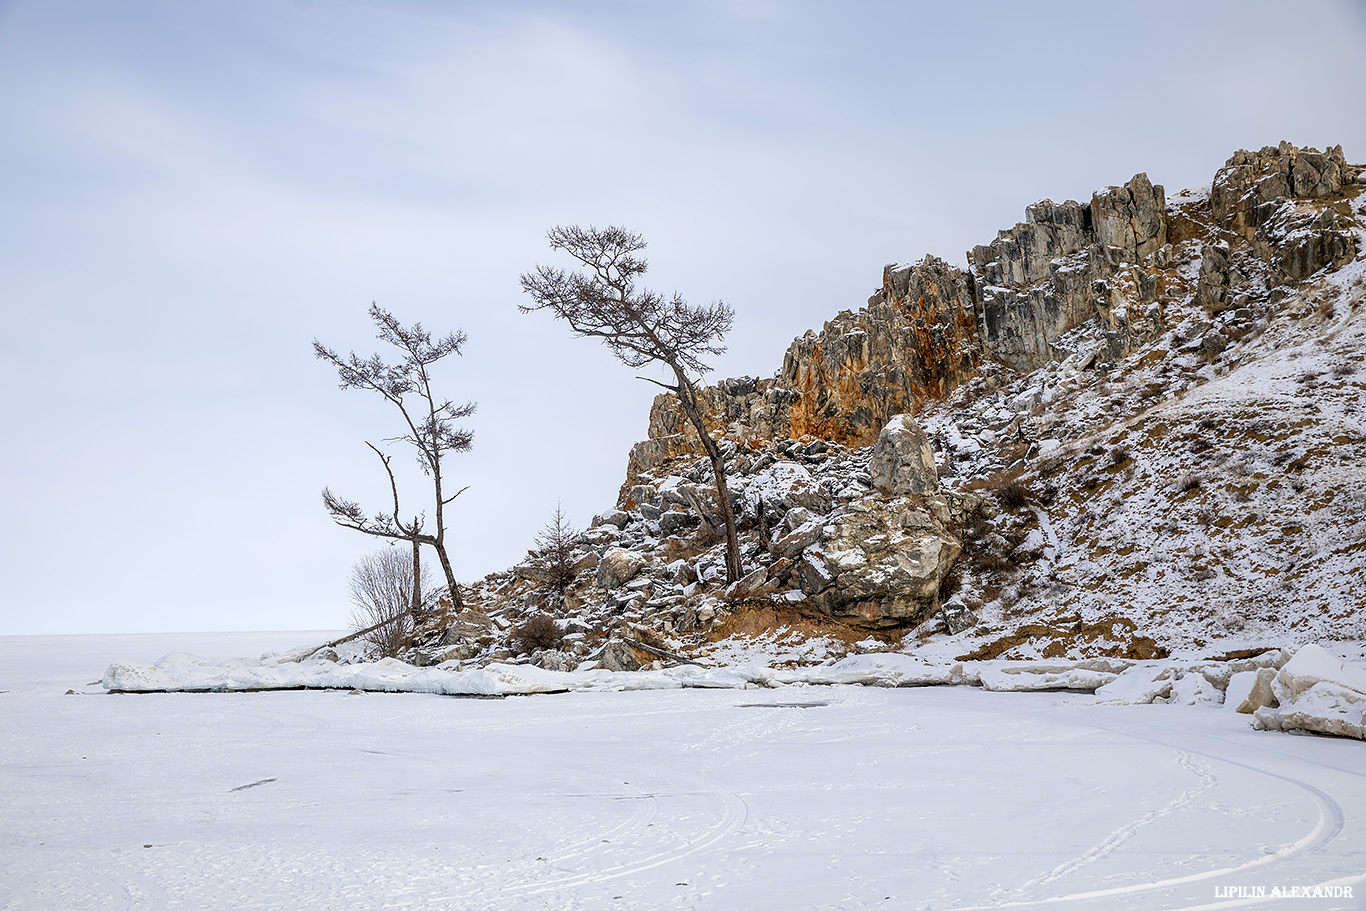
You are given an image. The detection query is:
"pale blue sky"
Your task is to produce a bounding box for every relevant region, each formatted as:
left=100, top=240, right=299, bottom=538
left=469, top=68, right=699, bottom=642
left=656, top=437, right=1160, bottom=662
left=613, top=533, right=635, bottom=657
left=2, top=0, right=1363, bottom=633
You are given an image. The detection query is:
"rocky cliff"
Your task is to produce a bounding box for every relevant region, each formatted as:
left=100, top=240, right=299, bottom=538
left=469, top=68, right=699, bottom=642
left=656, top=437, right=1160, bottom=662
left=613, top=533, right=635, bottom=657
left=409, top=142, right=1366, bottom=671
left=628, top=169, right=1178, bottom=484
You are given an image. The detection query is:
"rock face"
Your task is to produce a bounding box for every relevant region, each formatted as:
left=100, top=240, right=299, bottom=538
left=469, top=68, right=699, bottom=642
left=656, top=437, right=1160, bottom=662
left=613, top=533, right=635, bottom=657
left=868, top=414, right=939, bottom=497
left=597, top=639, right=644, bottom=672
left=624, top=411, right=962, bottom=630
left=796, top=493, right=960, bottom=627
left=629, top=255, right=982, bottom=484
left=1211, top=142, right=1349, bottom=239
left=1198, top=143, right=1358, bottom=311
left=785, top=414, right=960, bottom=628
left=1092, top=172, right=1168, bottom=261
left=628, top=175, right=1181, bottom=483
left=596, top=548, right=647, bottom=589
left=630, top=144, right=1360, bottom=489
left=969, top=174, right=1166, bottom=371
left=407, top=140, right=1364, bottom=674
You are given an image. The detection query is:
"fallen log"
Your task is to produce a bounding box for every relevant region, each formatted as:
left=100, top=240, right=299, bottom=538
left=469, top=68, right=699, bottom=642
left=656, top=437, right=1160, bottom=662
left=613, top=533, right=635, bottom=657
left=621, top=636, right=706, bottom=667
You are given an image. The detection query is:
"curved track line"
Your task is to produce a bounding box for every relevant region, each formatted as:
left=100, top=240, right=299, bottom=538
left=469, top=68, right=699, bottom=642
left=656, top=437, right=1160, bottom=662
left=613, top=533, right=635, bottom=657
left=503, top=782, right=749, bottom=895
left=429, top=778, right=748, bottom=900
left=537, top=787, right=660, bottom=867
left=1006, top=750, right=1218, bottom=900
left=951, top=714, right=1348, bottom=909
left=1169, top=870, right=1366, bottom=911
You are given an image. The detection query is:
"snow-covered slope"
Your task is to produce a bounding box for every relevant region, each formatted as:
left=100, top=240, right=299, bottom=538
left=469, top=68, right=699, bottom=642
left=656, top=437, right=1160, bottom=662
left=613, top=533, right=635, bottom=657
left=925, top=198, right=1366, bottom=662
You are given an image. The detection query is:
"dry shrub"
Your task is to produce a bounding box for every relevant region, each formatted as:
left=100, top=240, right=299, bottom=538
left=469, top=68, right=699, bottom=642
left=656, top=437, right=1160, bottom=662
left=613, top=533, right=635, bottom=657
left=1176, top=472, right=1203, bottom=493
left=970, top=472, right=1033, bottom=512
left=976, top=549, right=1015, bottom=574
left=347, top=547, right=436, bottom=658
left=510, top=613, right=563, bottom=654
left=995, top=480, right=1032, bottom=511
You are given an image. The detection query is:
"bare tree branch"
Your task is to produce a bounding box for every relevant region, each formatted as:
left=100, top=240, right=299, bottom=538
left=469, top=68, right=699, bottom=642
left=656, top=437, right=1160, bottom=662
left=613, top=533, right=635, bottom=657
left=316, top=304, right=475, bottom=609
left=520, top=225, right=742, bottom=582
left=636, top=375, right=680, bottom=392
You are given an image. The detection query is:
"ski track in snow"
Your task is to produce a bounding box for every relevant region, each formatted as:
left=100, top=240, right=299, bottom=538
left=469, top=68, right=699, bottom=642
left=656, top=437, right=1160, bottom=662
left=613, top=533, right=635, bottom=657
left=962, top=707, right=1358, bottom=910
left=1003, top=751, right=1220, bottom=901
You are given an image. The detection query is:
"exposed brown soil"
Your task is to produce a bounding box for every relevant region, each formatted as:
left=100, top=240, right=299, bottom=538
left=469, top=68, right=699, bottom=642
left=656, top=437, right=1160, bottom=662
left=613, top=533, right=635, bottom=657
left=1209, top=647, right=1280, bottom=661
left=956, top=615, right=1170, bottom=661
left=706, top=602, right=904, bottom=646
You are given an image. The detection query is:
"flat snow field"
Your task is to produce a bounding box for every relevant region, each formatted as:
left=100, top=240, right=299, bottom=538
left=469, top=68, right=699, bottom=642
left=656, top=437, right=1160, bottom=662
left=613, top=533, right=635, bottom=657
left=2, top=635, right=1363, bottom=911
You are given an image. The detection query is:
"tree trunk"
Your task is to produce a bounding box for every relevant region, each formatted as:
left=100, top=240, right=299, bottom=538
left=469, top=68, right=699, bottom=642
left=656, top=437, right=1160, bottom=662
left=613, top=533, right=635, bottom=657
left=706, top=446, right=742, bottom=583
left=431, top=541, right=464, bottom=610
left=674, top=379, right=741, bottom=584
left=410, top=536, right=422, bottom=620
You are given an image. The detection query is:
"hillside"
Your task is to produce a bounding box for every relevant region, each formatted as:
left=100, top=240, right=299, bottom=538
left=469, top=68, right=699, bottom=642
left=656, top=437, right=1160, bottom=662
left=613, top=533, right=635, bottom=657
left=408, top=142, right=1366, bottom=672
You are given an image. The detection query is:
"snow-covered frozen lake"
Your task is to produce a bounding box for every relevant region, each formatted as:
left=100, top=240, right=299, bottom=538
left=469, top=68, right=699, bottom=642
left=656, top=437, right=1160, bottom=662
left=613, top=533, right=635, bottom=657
left=2, top=633, right=1363, bottom=910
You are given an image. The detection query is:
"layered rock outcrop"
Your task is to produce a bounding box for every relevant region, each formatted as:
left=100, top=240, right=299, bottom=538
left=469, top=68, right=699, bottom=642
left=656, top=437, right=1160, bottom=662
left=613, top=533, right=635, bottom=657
left=969, top=173, right=1167, bottom=371
left=630, top=144, right=1363, bottom=492
left=628, top=254, right=983, bottom=488
left=1211, top=142, right=1349, bottom=239
left=628, top=173, right=1178, bottom=484
left=1197, top=143, right=1359, bottom=311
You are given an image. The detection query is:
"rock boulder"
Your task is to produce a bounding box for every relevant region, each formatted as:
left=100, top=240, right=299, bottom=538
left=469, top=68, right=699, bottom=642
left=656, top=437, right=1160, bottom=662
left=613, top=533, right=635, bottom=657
left=596, top=547, right=648, bottom=589
left=868, top=414, right=939, bottom=497
left=797, top=496, right=960, bottom=627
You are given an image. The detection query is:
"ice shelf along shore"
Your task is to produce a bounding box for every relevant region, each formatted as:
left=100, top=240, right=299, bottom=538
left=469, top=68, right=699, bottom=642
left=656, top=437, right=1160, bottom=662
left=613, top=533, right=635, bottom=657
left=100, top=641, right=1366, bottom=741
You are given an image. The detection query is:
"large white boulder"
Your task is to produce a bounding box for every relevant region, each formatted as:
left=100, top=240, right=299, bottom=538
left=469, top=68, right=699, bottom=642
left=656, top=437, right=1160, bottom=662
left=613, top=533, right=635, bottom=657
left=1226, top=667, right=1278, bottom=714
left=1265, top=644, right=1366, bottom=740
left=868, top=414, right=939, bottom=497
left=1094, top=664, right=1175, bottom=704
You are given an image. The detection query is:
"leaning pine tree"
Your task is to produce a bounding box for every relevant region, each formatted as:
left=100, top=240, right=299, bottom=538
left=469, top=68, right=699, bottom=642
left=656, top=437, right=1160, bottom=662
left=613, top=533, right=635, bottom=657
left=314, top=303, right=475, bottom=610
left=519, top=226, right=741, bottom=583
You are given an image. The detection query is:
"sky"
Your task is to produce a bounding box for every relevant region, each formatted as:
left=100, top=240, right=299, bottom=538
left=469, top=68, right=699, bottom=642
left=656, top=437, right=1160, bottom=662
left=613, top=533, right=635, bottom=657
left=1, top=0, right=1364, bottom=635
